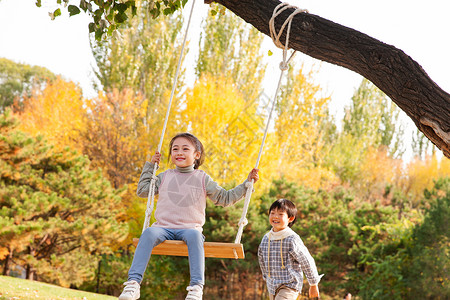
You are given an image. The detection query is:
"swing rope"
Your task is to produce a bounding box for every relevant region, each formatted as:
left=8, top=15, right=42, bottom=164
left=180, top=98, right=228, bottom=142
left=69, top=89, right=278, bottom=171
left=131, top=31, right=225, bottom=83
left=234, top=2, right=307, bottom=244
left=141, top=1, right=307, bottom=247
left=142, top=0, right=197, bottom=233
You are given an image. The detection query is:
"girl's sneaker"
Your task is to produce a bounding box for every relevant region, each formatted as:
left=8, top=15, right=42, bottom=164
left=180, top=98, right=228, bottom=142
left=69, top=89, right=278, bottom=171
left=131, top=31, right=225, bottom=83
left=185, top=285, right=203, bottom=300
left=118, top=280, right=140, bottom=300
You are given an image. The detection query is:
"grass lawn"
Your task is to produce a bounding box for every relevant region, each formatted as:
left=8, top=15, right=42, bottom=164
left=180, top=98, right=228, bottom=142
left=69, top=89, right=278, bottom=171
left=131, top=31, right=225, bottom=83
left=0, top=275, right=117, bottom=300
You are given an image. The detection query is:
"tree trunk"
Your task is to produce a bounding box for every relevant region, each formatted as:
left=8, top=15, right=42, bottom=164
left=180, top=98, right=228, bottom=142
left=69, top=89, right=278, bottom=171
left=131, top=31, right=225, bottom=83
left=25, top=264, right=33, bottom=280
left=206, top=0, right=450, bottom=158
left=2, top=249, right=12, bottom=275
left=96, top=257, right=102, bottom=293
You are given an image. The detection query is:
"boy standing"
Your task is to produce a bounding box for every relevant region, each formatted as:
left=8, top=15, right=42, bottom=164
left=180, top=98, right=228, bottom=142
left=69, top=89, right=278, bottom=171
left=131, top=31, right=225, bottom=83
left=258, top=199, right=322, bottom=299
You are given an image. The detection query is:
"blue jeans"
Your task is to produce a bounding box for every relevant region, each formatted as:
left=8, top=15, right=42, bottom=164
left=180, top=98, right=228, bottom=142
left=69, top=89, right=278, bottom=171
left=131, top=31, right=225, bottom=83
left=128, top=227, right=205, bottom=286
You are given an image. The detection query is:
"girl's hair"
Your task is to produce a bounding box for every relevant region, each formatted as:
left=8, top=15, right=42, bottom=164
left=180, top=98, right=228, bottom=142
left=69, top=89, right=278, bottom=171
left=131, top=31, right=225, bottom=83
left=169, top=133, right=205, bottom=169
left=269, top=199, right=297, bottom=227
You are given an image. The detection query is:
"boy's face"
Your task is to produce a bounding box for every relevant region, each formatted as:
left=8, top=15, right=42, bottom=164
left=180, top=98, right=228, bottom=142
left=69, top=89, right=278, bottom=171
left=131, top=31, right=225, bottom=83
left=269, top=208, right=295, bottom=232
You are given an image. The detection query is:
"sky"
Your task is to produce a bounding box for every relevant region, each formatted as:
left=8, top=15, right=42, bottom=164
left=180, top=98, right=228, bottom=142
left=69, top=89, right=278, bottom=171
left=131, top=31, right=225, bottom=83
left=0, top=0, right=449, bottom=156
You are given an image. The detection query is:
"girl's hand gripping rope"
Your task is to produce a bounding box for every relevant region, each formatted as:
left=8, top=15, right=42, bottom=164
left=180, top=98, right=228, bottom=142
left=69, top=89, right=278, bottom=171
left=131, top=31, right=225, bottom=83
left=151, top=151, right=162, bottom=164
left=247, top=168, right=259, bottom=183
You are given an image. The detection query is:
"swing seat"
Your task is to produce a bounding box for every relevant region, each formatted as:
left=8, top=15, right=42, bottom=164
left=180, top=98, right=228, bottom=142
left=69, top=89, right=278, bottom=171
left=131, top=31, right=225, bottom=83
left=132, top=238, right=244, bottom=259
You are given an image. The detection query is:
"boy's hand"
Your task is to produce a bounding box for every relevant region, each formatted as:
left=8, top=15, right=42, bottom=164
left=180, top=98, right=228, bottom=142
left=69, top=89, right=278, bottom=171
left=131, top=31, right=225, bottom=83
left=247, top=168, right=259, bottom=182
left=151, top=152, right=161, bottom=164
left=309, top=285, right=319, bottom=298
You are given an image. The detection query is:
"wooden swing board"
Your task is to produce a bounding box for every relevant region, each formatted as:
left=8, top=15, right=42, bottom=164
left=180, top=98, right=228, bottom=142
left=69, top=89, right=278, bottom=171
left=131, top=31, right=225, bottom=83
left=132, top=238, right=244, bottom=259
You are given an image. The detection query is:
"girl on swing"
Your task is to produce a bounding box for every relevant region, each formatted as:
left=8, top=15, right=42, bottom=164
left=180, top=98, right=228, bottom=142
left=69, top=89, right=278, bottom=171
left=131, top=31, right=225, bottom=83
left=119, top=132, right=259, bottom=300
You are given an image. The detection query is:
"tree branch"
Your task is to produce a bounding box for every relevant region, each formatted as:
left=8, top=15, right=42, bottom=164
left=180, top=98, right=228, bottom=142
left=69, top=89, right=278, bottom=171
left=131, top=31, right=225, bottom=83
left=208, top=0, right=450, bottom=158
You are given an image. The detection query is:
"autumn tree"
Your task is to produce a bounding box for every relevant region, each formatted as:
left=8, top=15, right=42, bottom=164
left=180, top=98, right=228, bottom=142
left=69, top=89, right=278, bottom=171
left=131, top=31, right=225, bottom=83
left=269, top=64, right=336, bottom=190
left=327, top=79, right=405, bottom=198
left=83, top=89, right=148, bottom=189
left=82, top=88, right=153, bottom=251
left=15, top=77, right=87, bottom=153
left=0, top=110, right=127, bottom=286
left=180, top=8, right=267, bottom=185
left=401, top=154, right=450, bottom=205
left=0, top=58, right=56, bottom=112
left=42, top=0, right=450, bottom=157
left=179, top=75, right=263, bottom=183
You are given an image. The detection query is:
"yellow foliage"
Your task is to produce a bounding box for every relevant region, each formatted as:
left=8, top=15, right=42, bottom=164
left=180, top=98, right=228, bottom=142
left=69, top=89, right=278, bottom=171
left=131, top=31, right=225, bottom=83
left=178, top=74, right=266, bottom=186
left=16, top=77, right=87, bottom=153
left=267, top=66, right=337, bottom=190
left=83, top=89, right=159, bottom=247
left=84, top=88, right=149, bottom=188
left=0, top=247, right=9, bottom=260
left=402, top=154, right=450, bottom=203
left=358, top=146, right=403, bottom=201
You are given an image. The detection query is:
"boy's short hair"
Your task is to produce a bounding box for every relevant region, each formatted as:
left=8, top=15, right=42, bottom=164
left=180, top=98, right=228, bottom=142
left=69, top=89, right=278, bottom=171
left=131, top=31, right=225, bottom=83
left=269, top=199, right=297, bottom=227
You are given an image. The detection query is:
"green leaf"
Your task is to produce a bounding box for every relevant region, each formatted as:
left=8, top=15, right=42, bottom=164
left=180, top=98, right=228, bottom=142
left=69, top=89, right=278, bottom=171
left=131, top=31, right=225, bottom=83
left=163, top=7, right=171, bottom=15
left=95, top=28, right=103, bottom=40
left=268, top=50, right=273, bottom=56
left=114, top=12, right=128, bottom=23
left=35, top=0, right=42, bottom=8
left=116, top=3, right=128, bottom=13
left=210, top=9, right=217, bottom=16
left=80, top=0, right=87, bottom=11
left=68, top=5, right=81, bottom=16
left=88, top=22, right=95, bottom=33
left=54, top=8, right=61, bottom=17
left=93, top=8, right=102, bottom=23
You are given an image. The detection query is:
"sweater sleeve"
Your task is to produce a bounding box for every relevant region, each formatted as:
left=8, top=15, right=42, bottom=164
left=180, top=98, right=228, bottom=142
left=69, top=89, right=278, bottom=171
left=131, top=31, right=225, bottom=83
left=136, top=162, right=163, bottom=198
left=204, top=173, right=249, bottom=207
left=291, top=236, right=321, bottom=286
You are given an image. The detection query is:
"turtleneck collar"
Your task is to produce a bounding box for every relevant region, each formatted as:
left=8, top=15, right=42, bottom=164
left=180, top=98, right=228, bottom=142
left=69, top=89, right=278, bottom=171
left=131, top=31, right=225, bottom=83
left=176, top=164, right=195, bottom=173
left=268, top=227, right=296, bottom=240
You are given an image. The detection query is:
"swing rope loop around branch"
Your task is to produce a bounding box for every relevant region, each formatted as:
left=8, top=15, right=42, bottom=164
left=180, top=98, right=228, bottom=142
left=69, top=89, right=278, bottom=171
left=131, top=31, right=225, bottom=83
left=269, top=2, right=307, bottom=71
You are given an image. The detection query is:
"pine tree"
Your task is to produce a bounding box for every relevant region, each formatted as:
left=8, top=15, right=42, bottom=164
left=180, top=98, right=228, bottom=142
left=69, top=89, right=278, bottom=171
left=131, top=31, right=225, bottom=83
left=0, top=110, right=127, bottom=287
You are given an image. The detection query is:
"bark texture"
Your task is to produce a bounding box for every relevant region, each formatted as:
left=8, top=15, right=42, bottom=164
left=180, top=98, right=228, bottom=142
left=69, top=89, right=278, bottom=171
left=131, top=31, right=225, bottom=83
left=206, top=0, right=450, bottom=158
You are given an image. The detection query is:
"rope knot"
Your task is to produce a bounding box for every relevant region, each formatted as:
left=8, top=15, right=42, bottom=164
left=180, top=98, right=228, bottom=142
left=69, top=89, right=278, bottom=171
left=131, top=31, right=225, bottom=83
left=238, top=217, right=248, bottom=227
left=279, top=61, right=289, bottom=71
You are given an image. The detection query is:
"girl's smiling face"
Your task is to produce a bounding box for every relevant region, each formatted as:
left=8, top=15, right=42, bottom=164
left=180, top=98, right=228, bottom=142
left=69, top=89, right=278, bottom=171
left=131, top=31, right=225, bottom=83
left=269, top=208, right=295, bottom=232
left=170, top=137, right=200, bottom=168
